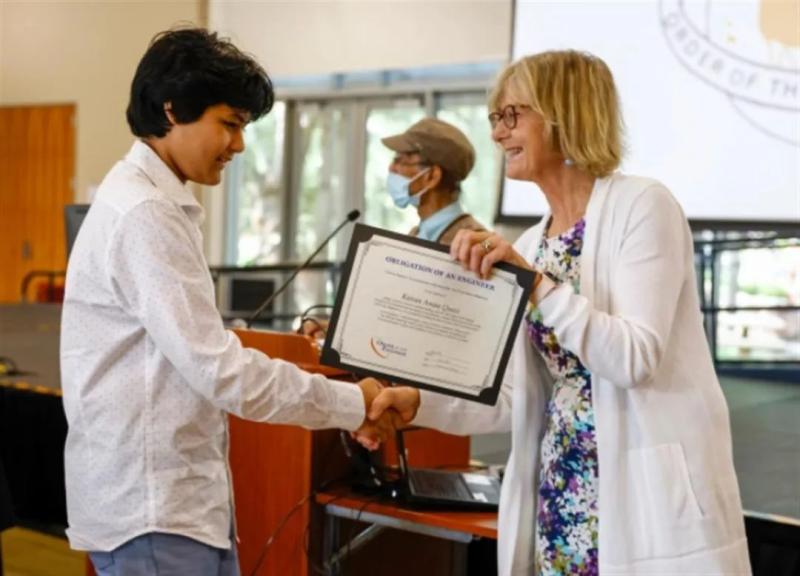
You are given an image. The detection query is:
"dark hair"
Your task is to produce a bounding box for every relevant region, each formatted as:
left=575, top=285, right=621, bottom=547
left=418, top=159, right=461, bottom=194
left=435, top=166, right=462, bottom=193
left=126, top=27, right=274, bottom=138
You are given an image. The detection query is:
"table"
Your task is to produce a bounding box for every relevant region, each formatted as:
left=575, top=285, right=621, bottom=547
left=316, top=485, right=497, bottom=575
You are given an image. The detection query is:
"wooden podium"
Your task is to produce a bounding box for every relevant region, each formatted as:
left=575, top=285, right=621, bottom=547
left=229, top=328, right=471, bottom=576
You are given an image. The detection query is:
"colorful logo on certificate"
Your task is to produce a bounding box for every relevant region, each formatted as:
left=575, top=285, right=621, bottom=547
left=370, top=337, right=408, bottom=359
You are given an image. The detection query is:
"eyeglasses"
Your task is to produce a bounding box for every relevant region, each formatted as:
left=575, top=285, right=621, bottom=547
left=488, top=105, right=529, bottom=130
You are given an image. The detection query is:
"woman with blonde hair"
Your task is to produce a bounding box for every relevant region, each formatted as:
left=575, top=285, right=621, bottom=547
left=367, top=50, right=751, bottom=575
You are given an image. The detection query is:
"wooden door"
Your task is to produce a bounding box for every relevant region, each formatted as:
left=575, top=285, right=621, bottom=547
left=0, top=105, right=75, bottom=302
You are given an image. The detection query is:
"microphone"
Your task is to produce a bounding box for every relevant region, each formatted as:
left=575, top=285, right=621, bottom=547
left=245, top=209, right=360, bottom=328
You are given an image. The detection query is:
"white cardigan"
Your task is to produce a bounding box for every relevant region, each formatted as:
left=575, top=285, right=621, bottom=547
left=413, top=173, right=751, bottom=575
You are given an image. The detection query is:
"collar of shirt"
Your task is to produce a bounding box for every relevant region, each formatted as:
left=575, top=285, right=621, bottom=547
left=125, top=140, right=205, bottom=226
left=416, top=201, right=465, bottom=242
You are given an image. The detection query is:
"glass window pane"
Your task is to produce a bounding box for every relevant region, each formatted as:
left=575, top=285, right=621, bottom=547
left=363, top=101, right=426, bottom=233
left=292, top=103, right=353, bottom=314
left=715, top=244, right=800, bottom=361
left=717, top=310, right=800, bottom=362
left=437, top=94, right=499, bottom=229
left=294, top=103, right=351, bottom=260
left=722, top=245, right=799, bottom=308
left=229, top=101, right=286, bottom=266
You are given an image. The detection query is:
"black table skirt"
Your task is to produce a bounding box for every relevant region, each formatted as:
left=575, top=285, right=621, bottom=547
left=0, top=383, right=67, bottom=528
left=0, top=458, right=13, bottom=531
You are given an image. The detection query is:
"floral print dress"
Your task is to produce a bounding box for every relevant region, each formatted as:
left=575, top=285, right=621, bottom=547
left=526, top=218, right=599, bottom=576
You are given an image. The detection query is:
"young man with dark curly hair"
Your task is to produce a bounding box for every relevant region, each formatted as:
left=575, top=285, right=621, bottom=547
left=61, top=28, right=393, bottom=575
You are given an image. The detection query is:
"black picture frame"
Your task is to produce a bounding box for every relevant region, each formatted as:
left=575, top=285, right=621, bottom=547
left=321, top=224, right=533, bottom=405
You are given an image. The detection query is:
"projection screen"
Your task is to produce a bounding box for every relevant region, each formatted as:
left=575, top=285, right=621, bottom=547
left=502, top=0, right=800, bottom=225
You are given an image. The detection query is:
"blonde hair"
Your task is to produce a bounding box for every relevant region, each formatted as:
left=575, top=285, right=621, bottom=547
left=489, top=50, right=624, bottom=178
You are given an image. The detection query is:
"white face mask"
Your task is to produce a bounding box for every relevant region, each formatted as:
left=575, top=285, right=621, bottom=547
left=386, top=167, right=431, bottom=209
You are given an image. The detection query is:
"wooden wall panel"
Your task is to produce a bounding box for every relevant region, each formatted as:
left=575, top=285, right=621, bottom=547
left=0, top=105, right=75, bottom=302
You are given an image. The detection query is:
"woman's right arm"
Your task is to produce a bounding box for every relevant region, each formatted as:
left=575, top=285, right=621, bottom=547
left=365, top=373, right=513, bottom=437
left=410, top=374, right=514, bottom=435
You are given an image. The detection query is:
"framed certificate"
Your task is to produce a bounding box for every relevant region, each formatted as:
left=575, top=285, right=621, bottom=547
left=321, top=224, right=533, bottom=405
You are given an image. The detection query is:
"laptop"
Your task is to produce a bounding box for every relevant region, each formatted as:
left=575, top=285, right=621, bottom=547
left=64, top=204, right=90, bottom=259
left=393, top=430, right=501, bottom=511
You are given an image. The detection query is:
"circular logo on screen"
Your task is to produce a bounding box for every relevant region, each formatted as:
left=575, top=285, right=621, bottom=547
left=660, top=0, right=800, bottom=145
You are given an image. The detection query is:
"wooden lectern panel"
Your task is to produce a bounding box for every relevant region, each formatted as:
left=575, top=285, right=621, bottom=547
left=228, top=329, right=338, bottom=576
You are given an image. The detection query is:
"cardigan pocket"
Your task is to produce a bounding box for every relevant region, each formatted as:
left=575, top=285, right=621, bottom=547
left=628, top=443, right=707, bottom=559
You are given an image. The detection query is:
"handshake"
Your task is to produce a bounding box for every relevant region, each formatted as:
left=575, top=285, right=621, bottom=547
left=354, top=378, right=421, bottom=451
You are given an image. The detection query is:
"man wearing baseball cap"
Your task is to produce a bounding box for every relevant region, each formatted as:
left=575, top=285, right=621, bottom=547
left=382, top=118, right=486, bottom=244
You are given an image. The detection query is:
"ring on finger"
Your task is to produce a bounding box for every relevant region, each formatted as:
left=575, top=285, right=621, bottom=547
left=480, top=238, right=493, bottom=254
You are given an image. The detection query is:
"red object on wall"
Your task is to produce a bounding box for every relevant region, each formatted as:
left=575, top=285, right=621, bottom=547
left=35, top=281, right=64, bottom=303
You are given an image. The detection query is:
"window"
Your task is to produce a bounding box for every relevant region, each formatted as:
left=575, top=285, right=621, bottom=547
left=293, top=102, right=353, bottom=260
left=290, top=102, right=354, bottom=314
left=713, top=240, right=800, bottom=362
left=225, top=101, right=286, bottom=266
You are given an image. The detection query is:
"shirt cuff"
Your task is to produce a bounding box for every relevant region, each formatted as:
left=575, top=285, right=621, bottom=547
left=324, top=378, right=366, bottom=431
left=411, top=389, right=450, bottom=429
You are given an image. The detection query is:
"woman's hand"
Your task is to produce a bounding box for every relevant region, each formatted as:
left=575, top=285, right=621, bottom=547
left=449, top=230, right=532, bottom=279
left=352, top=382, right=420, bottom=451
left=367, top=386, right=420, bottom=424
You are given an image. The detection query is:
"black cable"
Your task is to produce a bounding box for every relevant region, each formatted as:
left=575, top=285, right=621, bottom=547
left=281, top=480, right=382, bottom=576
left=342, top=495, right=383, bottom=575
left=317, top=493, right=383, bottom=576
left=246, top=210, right=358, bottom=328
left=248, top=475, right=347, bottom=576
left=300, top=304, right=334, bottom=319
left=247, top=423, right=359, bottom=576
left=297, top=436, right=395, bottom=575
left=296, top=317, right=326, bottom=337
left=300, top=491, right=350, bottom=576
left=247, top=492, right=312, bottom=576
left=296, top=304, right=334, bottom=337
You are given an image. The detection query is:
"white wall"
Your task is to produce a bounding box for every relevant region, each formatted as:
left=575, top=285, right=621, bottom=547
left=209, top=0, right=512, bottom=76
left=0, top=0, right=203, bottom=203
left=1, top=0, right=512, bottom=261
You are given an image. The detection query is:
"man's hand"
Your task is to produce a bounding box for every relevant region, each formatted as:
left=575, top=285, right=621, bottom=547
left=354, top=378, right=395, bottom=451
left=368, top=386, right=420, bottom=424
left=351, top=385, right=420, bottom=451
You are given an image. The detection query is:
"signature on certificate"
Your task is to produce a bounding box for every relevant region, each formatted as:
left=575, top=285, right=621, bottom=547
left=422, top=349, right=470, bottom=375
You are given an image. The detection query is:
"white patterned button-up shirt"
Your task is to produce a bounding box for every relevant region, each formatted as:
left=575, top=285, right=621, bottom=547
left=60, top=141, right=364, bottom=552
